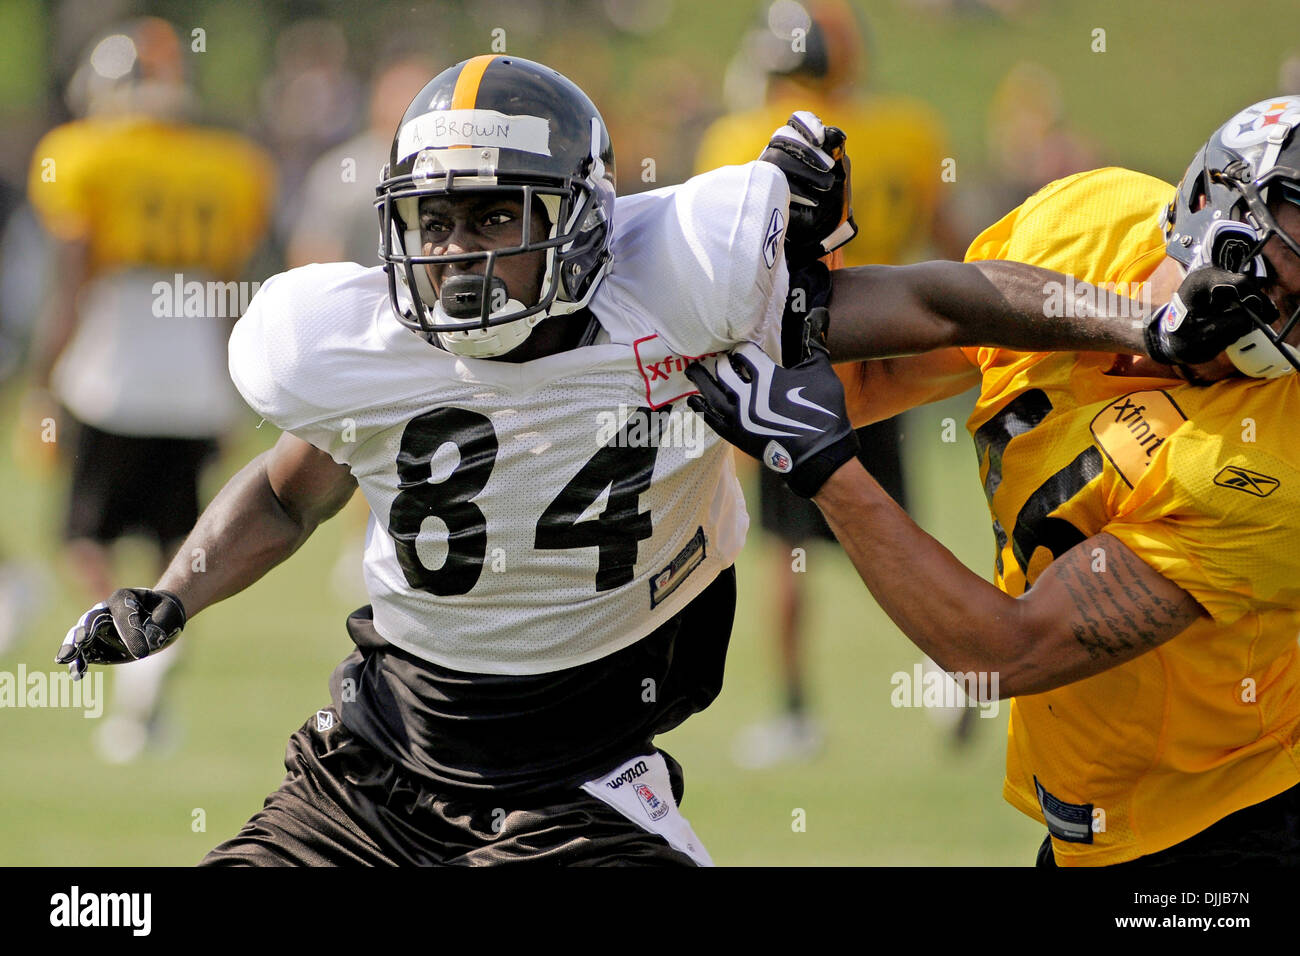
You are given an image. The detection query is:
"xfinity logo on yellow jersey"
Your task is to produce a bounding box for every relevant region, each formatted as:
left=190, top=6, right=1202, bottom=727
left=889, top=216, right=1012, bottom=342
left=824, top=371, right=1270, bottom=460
left=1090, top=390, right=1187, bottom=487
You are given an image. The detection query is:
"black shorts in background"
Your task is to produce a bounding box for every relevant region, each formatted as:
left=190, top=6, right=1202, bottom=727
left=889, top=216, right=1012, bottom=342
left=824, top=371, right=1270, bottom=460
left=199, top=710, right=698, bottom=867
left=759, top=416, right=909, bottom=545
left=62, top=414, right=217, bottom=546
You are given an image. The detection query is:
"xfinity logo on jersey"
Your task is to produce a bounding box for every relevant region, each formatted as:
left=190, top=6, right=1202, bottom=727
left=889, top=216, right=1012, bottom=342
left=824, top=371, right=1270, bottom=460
left=50, top=886, right=151, bottom=936
left=605, top=760, right=651, bottom=791
left=1090, top=390, right=1187, bottom=487
left=633, top=334, right=723, bottom=409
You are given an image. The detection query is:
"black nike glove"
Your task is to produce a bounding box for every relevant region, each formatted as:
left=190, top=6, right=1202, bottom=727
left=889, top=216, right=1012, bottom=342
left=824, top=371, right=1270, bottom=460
left=1144, top=265, right=1276, bottom=367
left=56, top=588, right=187, bottom=681
left=685, top=316, right=859, bottom=498
left=759, top=111, right=857, bottom=269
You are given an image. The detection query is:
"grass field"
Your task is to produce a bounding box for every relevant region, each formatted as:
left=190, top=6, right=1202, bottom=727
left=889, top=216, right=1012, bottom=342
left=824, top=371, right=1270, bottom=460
left=2, top=0, right=1297, bottom=866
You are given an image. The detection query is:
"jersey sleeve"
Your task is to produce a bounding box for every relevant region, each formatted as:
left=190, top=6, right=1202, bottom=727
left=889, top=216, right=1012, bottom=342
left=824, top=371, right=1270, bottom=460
left=28, top=123, right=94, bottom=241
left=1101, top=412, right=1300, bottom=625
left=228, top=263, right=375, bottom=456
left=960, top=166, right=1174, bottom=374
left=604, top=161, right=790, bottom=360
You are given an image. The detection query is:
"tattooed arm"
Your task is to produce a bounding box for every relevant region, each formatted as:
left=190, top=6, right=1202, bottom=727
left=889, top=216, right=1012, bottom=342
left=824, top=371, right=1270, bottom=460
left=813, top=461, right=1204, bottom=697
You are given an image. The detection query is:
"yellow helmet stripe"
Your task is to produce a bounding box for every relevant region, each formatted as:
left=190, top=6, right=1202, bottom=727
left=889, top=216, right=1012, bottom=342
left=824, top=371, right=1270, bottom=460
left=451, top=54, right=498, bottom=111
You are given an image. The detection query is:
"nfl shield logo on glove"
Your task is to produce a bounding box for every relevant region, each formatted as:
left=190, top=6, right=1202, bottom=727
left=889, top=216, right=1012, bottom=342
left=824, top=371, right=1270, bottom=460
left=763, top=440, right=794, bottom=474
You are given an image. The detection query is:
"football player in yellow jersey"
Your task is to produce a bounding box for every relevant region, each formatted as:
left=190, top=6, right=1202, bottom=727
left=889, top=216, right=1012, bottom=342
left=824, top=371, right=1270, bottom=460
left=26, top=18, right=274, bottom=762
left=695, top=1, right=962, bottom=767
left=687, top=97, right=1300, bottom=866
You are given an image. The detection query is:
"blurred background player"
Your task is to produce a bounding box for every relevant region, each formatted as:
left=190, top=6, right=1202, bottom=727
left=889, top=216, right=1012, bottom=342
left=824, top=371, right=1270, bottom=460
left=694, top=0, right=962, bottom=766
left=24, top=17, right=274, bottom=762
left=285, top=54, right=432, bottom=600
left=958, top=61, right=1101, bottom=231
left=286, top=56, right=432, bottom=269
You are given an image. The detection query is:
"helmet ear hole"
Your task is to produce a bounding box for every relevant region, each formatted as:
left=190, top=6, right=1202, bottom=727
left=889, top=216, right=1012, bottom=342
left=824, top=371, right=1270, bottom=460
left=1191, top=171, right=1210, bottom=213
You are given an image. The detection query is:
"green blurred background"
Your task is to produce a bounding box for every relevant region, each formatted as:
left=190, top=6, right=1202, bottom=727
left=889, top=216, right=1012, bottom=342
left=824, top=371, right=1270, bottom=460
left=1, top=0, right=1298, bottom=865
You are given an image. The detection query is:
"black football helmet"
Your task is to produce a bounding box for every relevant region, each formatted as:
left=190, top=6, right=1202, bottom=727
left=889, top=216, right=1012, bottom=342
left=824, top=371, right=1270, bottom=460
left=1162, top=96, right=1300, bottom=376
left=375, top=55, right=616, bottom=357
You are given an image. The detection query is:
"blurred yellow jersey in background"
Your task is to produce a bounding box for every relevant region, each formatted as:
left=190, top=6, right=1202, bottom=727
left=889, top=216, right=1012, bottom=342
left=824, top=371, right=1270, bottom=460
left=694, top=93, right=947, bottom=267
left=963, top=166, right=1300, bottom=865
left=28, top=116, right=274, bottom=280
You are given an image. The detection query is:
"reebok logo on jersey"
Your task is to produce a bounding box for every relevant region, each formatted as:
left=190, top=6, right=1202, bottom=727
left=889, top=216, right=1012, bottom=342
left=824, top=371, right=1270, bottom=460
left=605, top=759, right=650, bottom=790
left=1214, top=465, right=1280, bottom=498
left=1090, top=390, right=1187, bottom=487
left=633, top=334, right=722, bottom=409
left=763, top=208, right=785, bottom=269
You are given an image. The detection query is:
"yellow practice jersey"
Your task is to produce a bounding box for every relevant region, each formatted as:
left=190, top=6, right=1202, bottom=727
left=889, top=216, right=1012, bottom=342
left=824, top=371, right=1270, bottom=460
left=963, top=166, right=1300, bottom=865
left=694, top=93, right=946, bottom=266
left=29, top=116, right=274, bottom=280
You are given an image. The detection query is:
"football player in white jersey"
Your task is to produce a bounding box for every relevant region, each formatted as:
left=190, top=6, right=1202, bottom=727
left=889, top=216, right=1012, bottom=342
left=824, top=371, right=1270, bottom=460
left=55, top=62, right=1185, bottom=866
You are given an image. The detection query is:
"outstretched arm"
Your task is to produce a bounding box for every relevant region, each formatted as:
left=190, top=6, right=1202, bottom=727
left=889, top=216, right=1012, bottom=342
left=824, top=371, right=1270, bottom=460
left=58, top=432, right=358, bottom=676
left=813, top=461, right=1203, bottom=697
left=825, top=260, right=1149, bottom=362
left=685, top=339, right=1205, bottom=698
left=155, top=432, right=357, bottom=619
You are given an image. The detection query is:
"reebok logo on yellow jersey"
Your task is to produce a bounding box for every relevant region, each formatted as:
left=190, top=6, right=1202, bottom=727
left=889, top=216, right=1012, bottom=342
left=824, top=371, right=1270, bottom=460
left=1213, top=465, right=1281, bottom=498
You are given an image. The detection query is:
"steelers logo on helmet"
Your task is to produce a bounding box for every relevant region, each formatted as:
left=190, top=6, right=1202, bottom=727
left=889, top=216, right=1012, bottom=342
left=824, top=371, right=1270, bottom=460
left=1219, top=98, right=1300, bottom=151
left=375, top=55, right=616, bottom=358
left=1163, top=94, right=1300, bottom=377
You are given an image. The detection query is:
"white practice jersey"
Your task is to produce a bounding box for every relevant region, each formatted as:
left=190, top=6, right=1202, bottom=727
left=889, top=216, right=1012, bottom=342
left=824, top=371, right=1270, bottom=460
left=229, top=162, right=789, bottom=675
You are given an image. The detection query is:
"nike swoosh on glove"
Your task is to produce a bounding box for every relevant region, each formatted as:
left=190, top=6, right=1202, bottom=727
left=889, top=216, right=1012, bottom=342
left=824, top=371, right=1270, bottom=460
left=685, top=318, right=859, bottom=498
